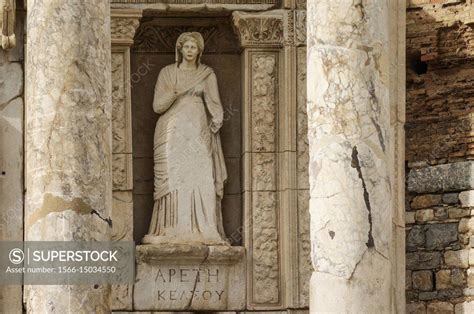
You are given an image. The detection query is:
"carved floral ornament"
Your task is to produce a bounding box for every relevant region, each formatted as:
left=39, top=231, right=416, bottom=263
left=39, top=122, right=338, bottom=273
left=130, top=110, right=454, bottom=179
left=110, top=9, right=142, bottom=45
left=232, top=10, right=306, bottom=48
left=1, top=0, right=15, bottom=49
left=232, top=11, right=284, bottom=47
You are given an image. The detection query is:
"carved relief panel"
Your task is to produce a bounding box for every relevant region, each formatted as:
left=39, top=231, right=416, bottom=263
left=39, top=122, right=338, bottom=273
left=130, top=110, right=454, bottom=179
left=245, top=51, right=281, bottom=306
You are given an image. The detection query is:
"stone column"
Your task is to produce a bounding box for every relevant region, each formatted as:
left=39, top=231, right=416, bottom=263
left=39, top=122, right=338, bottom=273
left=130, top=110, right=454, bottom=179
left=307, top=0, right=405, bottom=313
left=25, top=0, right=112, bottom=312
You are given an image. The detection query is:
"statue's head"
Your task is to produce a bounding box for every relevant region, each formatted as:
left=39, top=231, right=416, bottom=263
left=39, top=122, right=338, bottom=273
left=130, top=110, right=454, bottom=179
left=175, top=32, right=205, bottom=66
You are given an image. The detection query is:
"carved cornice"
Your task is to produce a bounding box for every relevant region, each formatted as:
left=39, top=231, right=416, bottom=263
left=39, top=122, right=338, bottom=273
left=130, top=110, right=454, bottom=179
left=111, top=9, right=142, bottom=46
left=1, top=0, right=16, bottom=49
left=232, top=11, right=284, bottom=48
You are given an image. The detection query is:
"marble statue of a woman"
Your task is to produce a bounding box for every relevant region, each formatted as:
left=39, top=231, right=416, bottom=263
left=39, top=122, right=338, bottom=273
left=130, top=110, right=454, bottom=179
left=142, top=32, right=228, bottom=245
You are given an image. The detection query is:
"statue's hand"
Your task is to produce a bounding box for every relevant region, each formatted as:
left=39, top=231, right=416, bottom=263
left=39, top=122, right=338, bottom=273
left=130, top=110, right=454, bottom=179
left=210, top=119, right=223, bottom=133
left=194, top=84, right=204, bottom=94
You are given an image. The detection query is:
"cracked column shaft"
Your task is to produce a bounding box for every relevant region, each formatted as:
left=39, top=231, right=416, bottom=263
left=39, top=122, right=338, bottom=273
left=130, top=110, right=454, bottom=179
left=307, top=0, right=405, bottom=312
left=25, top=0, right=113, bottom=312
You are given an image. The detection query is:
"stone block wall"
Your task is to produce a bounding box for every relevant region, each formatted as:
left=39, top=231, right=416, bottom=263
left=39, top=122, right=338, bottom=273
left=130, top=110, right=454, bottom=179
left=406, top=178, right=474, bottom=312
left=406, top=0, right=474, bottom=312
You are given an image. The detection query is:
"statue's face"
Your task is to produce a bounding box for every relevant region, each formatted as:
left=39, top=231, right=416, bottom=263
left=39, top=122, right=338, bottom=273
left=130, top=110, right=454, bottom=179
left=181, top=40, right=199, bottom=63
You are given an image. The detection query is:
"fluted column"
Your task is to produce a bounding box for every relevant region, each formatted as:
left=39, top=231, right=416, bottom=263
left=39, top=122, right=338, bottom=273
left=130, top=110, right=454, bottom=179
left=307, top=0, right=405, bottom=312
left=25, top=0, right=112, bottom=312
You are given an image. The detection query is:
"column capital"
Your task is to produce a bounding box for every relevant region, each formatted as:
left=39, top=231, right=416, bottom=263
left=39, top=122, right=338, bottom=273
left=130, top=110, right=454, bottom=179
left=232, top=10, right=284, bottom=48
left=111, top=9, right=142, bottom=46
left=232, top=9, right=306, bottom=49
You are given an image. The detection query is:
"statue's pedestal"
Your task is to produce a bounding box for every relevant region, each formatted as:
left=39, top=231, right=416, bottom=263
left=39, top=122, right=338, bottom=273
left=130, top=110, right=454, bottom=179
left=133, top=243, right=246, bottom=311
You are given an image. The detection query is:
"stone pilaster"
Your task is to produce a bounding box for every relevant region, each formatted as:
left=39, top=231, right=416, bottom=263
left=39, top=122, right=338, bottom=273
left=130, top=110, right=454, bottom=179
left=110, top=8, right=141, bottom=311
left=234, top=10, right=283, bottom=310
left=25, top=0, right=112, bottom=312
left=307, top=0, right=405, bottom=313
left=233, top=9, right=310, bottom=311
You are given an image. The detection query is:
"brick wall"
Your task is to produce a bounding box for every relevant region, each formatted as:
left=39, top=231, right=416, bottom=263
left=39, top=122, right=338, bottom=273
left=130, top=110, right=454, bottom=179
left=406, top=1, right=474, bottom=312
left=406, top=0, right=474, bottom=167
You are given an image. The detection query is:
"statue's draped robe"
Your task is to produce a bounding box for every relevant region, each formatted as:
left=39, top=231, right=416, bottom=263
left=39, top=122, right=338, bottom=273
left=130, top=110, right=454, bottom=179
left=144, top=63, right=228, bottom=244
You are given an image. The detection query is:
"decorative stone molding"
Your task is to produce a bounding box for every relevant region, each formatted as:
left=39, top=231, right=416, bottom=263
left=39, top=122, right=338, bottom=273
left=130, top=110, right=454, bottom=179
left=111, top=9, right=142, bottom=45
left=232, top=11, right=284, bottom=48
left=283, top=10, right=294, bottom=46
left=283, top=10, right=306, bottom=46
left=1, top=0, right=15, bottom=49
left=233, top=10, right=305, bottom=48
left=133, top=17, right=239, bottom=53
left=251, top=191, right=279, bottom=304
left=294, top=10, right=306, bottom=46
left=250, top=54, right=278, bottom=151
left=112, top=0, right=278, bottom=4
left=112, top=52, right=130, bottom=154
left=110, top=9, right=141, bottom=311
left=243, top=51, right=281, bottom=309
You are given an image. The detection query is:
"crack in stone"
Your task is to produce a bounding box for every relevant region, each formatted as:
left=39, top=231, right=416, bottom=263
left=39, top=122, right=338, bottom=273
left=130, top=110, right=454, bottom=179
left=348, top=247, right=389, bottom=281
left=370, top=117, right=386, bottom=152
left=348, top=248, right=368, bottom=281
left=354, top=0, right=366, bottom=22
left=185, top=246, right=210, bottom=310
left=351, top=146, right=375, bottom=249
left=90, top=209, right=112, bottom=228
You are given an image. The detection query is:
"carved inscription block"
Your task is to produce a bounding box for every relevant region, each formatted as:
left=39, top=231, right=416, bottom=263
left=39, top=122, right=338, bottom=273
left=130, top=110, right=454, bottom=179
left=134, top=244, right=246, bottom=311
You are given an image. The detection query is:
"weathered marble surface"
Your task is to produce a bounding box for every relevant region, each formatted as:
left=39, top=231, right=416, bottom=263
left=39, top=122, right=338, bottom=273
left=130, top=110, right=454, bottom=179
left=307, top=0, right=404, bottom=312
left=25, top=0, right=112, bottom=312
left=0, top=51, right=23, bottom=314
left=134, top=244, right=246, bottom=311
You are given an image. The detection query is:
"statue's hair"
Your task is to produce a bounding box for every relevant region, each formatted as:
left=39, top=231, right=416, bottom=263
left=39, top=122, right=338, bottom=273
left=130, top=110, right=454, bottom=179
left=175, top=32, right=205, bottom=65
